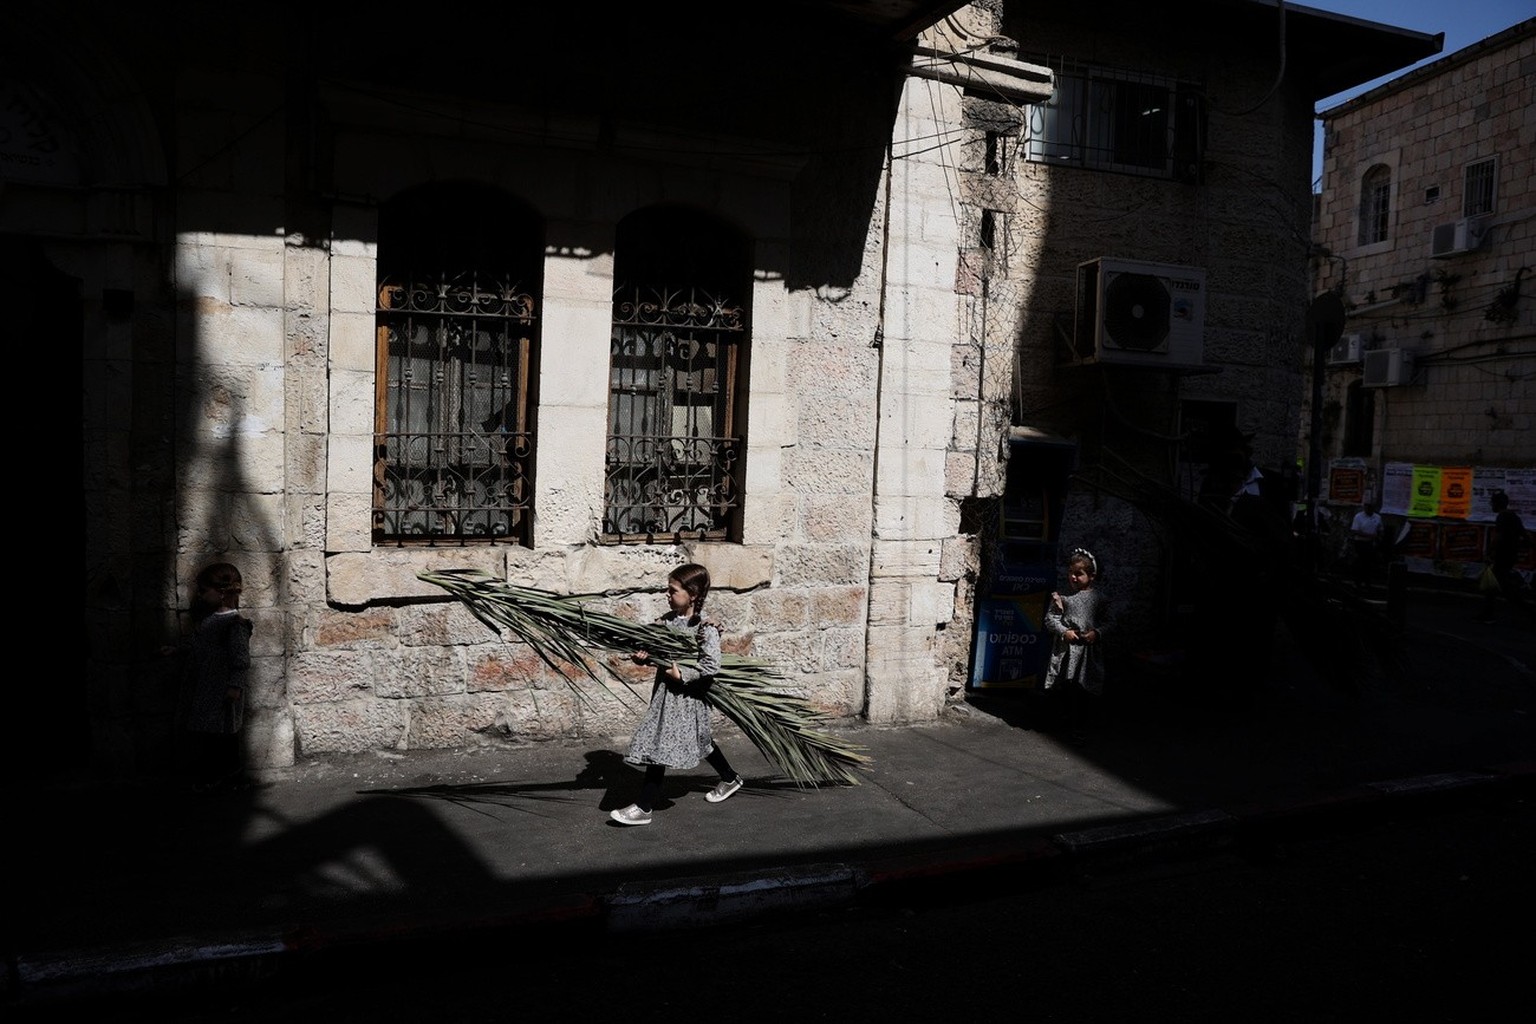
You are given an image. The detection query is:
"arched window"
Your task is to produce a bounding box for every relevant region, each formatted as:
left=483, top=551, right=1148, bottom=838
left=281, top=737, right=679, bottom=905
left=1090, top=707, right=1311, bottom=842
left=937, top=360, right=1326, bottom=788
left=1358, top=164, right=1391, bottom=246
left=604, top=207, right=751, bottom=542
left=373, top=183, right=542, bottom=545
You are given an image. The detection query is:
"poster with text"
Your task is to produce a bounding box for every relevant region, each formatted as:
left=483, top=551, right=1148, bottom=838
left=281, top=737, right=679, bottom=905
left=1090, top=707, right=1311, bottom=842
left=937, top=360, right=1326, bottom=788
left=1397, top=520, right=1438, bottom=558
left=1408, top=465, right=1441, bottom=518
left=970, top=595, right=1051, bottom=690
left=1469, top=468, right=1505, bottom=524
left=1327, top=460, right=1367, bottom=505
left=1469, top=468, right=1536, bottom=524
left=1439, top=522, right=1484, bottom=562
left=1502, top=468, right=1536, bottom=520
left=1438, top=467, right=1473, bottom=519
left=1381, top=462, right=1414, bottom=516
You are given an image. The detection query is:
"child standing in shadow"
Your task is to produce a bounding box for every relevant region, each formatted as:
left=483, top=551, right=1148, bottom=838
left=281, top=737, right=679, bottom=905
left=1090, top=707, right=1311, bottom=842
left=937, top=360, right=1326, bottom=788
left=165, top=562, right=253, bottom=793
left=1044, top=547, right=1110, bottom=738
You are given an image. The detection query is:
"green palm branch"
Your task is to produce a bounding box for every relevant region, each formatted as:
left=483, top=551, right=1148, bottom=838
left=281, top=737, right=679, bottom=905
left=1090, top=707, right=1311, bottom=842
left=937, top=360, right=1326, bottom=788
left=419, top=569, right=871, bottom=787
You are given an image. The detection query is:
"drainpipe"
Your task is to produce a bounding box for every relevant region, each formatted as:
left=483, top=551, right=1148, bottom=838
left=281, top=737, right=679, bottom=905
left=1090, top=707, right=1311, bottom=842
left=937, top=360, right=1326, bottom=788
left=863, top=136, right=895, bottom=716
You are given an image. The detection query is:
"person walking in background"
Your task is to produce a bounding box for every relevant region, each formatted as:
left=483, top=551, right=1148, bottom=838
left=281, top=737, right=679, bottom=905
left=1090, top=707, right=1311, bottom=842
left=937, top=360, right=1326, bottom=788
left=164, top=562, right=253, bottom=794
left=1044, top=548, right=1110, bottom=738
left=610, top=563, right=743, bottom=826
left=1349, top=501, right=1383, bottom=587
left=1480, top=491, right=1530, bottom=624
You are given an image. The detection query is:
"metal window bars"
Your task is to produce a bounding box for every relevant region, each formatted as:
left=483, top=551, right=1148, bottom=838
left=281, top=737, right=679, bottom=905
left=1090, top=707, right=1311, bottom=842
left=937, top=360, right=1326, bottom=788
left=1023, top=57, right=1182, bottom=178
left=604, top=284, right=744, bottom=542
left=374, top=270, right=536, bottom=544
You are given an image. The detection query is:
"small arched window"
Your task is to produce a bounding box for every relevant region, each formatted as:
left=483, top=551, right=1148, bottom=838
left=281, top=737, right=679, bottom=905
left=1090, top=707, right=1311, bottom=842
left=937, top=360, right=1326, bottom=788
left=1358, top=164, right=1391, bottom=246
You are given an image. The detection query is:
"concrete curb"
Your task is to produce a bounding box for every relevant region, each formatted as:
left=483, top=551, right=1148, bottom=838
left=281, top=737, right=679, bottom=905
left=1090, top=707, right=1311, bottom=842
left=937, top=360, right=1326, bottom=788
left=9, top=762, right=1534, bottom=1008
left=606, top=863, right=861, bottom=931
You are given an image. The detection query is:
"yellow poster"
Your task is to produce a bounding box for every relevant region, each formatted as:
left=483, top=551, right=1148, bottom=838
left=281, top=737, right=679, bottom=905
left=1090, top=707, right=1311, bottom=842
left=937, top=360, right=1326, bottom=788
left=1439, top=467, right=1473, bottom=519
left=1408, top=465, right=1441, bottom=518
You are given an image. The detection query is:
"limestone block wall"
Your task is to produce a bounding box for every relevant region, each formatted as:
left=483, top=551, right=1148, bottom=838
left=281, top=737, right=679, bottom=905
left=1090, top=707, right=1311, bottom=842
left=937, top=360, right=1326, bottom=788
left=863, top=73, right=967, bottom=724
left=143, top=52, right=990, bottom=764
left=1313, top=23, right=1535, bottom=470
left=303, top=196, right=863, bottom=753
left=170, top=223, right=297, bottom=770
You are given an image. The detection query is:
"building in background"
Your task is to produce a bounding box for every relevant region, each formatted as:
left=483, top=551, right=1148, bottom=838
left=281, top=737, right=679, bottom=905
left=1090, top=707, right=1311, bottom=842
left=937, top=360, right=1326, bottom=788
left=1311, top=18, right=1534, bottom=581
left=957, top=0, right=1434, bottom=696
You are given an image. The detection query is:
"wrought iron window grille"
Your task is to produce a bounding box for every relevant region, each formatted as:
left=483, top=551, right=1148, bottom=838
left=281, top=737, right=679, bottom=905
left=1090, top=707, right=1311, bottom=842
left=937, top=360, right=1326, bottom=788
left=1022, top=56, right=1203, bottom=182
left=374, top=269, right=537, bottom=545
left=1463, top=158, right=1496, bottom=218
left=604, top=284, right=745, bottom=543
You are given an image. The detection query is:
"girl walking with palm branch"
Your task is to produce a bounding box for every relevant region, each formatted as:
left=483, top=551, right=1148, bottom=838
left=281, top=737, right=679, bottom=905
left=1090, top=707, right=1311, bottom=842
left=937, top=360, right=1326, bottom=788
left=610, top=563, right=744, bottom=826
left=417, top=567, right=869, bottom=790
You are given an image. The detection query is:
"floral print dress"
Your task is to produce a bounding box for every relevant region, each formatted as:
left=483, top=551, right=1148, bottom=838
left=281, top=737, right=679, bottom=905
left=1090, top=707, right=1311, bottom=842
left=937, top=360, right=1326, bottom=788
left=623, top=614, right=722, bottom=770
left=1044, top=588, right=1109, bottom=696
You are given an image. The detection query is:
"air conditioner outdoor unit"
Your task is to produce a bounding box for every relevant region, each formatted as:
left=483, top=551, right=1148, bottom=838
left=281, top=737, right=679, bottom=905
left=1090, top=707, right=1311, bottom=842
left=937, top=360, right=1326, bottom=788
left=1362, top=347, right=1414, bottom=387
left=1327, top=333, right=1364, bottom=366
left=1430, top=216, right=1490, bottom=258
left=1072, top=257, right=1206, bottom=368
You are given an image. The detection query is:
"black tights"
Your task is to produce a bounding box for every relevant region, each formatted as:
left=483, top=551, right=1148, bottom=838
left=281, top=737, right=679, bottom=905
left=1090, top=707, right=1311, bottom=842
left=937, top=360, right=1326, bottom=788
left=191, top=732, right=242, bottom=786
left=636, top=747, right=738, bottom=811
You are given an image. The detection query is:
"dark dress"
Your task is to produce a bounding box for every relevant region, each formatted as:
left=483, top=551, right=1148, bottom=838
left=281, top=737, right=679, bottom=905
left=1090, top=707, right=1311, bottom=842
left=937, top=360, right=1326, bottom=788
left=180, top=610, right=253, bottom=735
left=1489, top=508, right=1528, bottom=607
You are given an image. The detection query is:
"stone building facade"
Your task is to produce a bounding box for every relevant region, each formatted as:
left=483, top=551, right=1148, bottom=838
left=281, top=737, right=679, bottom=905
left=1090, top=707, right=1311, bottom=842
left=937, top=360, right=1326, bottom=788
left=1311, top=19, right=1535, bottom=571
left=944, top=2, right=1434, bottom=680
left=23, top=1, right=1431, bottom=778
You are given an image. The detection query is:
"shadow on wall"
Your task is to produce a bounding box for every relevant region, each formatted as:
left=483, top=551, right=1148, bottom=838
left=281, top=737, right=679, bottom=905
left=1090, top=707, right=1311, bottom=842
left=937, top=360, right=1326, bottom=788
left=9, top=237, right=85, bottom=781
left=157, top=278, right=287, bottom=782
left=58, top=0, right=915, bottom=784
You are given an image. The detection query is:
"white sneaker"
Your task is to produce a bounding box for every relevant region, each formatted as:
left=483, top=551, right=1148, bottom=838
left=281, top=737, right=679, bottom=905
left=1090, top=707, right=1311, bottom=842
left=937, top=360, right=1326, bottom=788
left=705, top=776, right=743, bottom=803
left=609, top=803, right=652, bottom=826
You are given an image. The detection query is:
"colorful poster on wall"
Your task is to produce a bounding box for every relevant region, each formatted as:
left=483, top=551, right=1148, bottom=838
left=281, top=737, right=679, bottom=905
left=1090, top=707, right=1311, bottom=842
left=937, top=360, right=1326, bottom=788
left=1503, top=468, right=1536, bottom=521
left=1381, top=462, right=1414, bottom=516
left=1327, top=460, right=1367, bottom=505
left=1438, top=467, right=1473, bottom=519
left=1440, top=522, right=1484, bottom=561
left=1407, top=465, right=1441, bottom=518
left=970, top=594, right=1051, bottom=690
left=1469, top=468, right=1536, bottom=523
left=1397, top=520, right=1438, bottom=558
left=1469, top=469, right=1507, bottom=524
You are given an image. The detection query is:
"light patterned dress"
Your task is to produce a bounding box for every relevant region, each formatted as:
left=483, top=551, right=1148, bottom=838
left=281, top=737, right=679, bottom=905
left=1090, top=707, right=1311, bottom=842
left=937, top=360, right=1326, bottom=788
left=623, top=614, right=722, bottom=770
left=1043, top=588, right=1109, bottom=696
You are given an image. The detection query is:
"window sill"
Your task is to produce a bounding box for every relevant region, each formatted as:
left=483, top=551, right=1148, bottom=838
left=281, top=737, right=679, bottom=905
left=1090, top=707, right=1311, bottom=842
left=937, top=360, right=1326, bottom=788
left=325, top=540, right=775, bottom=607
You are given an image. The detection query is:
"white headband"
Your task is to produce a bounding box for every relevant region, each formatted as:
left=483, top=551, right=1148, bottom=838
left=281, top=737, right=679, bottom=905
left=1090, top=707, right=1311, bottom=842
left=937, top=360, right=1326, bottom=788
left=1071, top=547, right=1098, bottom=576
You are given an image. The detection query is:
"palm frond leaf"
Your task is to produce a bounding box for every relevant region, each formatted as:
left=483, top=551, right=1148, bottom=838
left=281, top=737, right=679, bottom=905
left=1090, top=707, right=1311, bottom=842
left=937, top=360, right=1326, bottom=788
left=419, top=569, right=871, bottom=787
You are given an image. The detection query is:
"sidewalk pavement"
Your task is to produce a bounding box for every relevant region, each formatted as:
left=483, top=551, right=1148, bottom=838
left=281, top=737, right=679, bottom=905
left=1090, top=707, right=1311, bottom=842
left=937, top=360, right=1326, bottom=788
left=7, top=587, right=1533, bottom=1008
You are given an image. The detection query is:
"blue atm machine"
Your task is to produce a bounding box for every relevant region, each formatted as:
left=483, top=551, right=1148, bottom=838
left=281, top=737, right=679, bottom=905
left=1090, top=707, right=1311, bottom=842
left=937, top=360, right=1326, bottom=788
left=969, top=429, right=1076, bottom=691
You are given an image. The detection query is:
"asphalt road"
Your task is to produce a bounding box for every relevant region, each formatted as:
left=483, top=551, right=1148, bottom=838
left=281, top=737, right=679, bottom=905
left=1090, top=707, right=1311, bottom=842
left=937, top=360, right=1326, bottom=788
left=28, top=793, right=1533, bottom=1023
